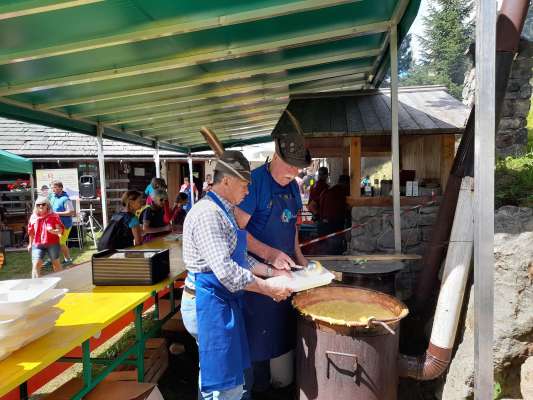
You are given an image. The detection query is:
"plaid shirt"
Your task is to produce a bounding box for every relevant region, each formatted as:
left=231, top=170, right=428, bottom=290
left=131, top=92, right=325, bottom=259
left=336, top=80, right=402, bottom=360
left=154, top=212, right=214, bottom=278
left=182, top=191, right=257, bottom=293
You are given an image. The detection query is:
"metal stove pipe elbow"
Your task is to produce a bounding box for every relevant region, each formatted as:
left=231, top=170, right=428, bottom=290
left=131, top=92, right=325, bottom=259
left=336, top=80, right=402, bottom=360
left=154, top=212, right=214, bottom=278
left=398, top=343, right=452, bottom=381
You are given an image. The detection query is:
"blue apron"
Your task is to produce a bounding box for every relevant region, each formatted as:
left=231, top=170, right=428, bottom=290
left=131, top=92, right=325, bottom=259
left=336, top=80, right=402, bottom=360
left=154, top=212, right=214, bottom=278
left=194, top=191, right=251, bottom=392
left=243, top=182, right=299, bottom=362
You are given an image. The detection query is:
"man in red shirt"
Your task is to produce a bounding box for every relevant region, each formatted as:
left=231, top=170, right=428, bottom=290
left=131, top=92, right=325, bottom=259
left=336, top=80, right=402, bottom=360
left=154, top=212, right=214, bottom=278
left=317, top=175, right=350, bottom=254
left=307, top=167, right=329, bottom=218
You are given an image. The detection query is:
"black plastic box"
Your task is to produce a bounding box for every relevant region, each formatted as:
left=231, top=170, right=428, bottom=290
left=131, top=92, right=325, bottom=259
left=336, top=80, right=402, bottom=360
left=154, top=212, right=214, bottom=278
left=92, top=249, right=170, bottom=286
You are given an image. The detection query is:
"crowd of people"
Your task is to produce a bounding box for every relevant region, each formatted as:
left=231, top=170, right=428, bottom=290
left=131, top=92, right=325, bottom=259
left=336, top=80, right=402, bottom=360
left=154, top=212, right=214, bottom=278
left=27, top=174, right=214, bottom=277
left=27, top=141, right=350, bottom=399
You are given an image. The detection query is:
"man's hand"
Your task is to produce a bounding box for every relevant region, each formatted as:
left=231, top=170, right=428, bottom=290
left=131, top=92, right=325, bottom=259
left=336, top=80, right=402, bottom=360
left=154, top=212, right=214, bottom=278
left=27, top=244, right=31, bottom=253
left=263, top=280, right=292, bottom=302
left=272, top=269, right=292, bottom=278
left=266, top=248, right=295, bottom=270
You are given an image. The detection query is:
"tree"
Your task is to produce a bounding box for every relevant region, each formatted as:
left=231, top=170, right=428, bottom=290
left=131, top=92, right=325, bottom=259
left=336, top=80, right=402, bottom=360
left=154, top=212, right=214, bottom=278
left=416, top=0, right=474, bottom=98
left=382, top=33, right=413, bottom=85
left=398, top=33, right=413, bottom=76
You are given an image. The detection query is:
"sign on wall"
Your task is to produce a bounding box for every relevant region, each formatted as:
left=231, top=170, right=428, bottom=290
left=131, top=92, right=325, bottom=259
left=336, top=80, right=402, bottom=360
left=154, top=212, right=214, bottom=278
left=36, top=168, right=79, bottom=199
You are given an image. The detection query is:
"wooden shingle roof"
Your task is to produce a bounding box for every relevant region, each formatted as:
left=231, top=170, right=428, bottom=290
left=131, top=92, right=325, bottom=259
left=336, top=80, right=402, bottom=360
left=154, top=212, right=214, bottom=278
left=274, top=85, right=469, bottom=137
left=0, top=117, right=186, bottom=159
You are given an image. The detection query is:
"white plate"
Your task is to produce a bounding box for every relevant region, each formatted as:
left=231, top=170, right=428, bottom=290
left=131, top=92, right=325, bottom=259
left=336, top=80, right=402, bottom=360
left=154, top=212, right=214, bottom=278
left=26, top=288, right=68, bottom=316
left=0, top=315, right=26, bottom=339
left=268, top=268, right=335, bottom=292
left=0, top=277, right=61, bottom=315
left=0, top=307, right=62, bottom=348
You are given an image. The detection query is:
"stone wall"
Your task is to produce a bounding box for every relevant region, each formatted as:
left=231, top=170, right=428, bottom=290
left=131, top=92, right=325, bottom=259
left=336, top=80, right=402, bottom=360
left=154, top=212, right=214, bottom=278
left=350, top=203, right=439, bottom=255
left=498, top=41, right=533, bottom=157
left=441, top=206, right=533, bottom=400
left=350, top=203, right=439, bottom=300
left=462, top=40, right=533, bottom=157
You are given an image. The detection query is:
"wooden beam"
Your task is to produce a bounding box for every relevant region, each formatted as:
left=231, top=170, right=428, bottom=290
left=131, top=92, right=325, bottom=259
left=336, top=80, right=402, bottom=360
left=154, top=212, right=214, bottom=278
left=0, top=0, right=102, bottom=21
left=0, top=24, right=385, bottom=96
left=440, top=134, right=456, bottom=191
left=346, top=195, right=440, bottom=207
left=390, top=24, right=401, bottom=253
left=74, top=67, right=367, bottom=118
left=0, top=0, right=362, bottom=65
left=136, top=116, right=280, bottom=135
left=110, top=101, right=287, bottom=127
left=349, top=137, right=361, bottom=198
left=38, top=51, right=376, bottom=110
left=147, top=121, right=277, bottom=141
left=312, top=254, right=422, bottom=261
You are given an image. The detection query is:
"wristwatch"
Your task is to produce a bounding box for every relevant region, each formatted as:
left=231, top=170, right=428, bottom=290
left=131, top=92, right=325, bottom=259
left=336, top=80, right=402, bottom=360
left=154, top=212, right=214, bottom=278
left=266, top=266, right=273, bottom=277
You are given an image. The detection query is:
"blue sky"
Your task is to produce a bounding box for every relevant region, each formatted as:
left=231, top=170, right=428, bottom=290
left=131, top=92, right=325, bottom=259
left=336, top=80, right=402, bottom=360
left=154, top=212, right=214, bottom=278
left=407, top=0, right=429, bottom=62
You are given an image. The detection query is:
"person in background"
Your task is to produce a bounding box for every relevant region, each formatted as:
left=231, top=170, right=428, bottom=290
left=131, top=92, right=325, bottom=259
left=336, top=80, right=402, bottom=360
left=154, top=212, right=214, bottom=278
left=49, top=181, right=75, bottom=266
left=146, top=178, right=167, bottom=205
left=202, top=174, right=213, bottom=194
left=171, top=192, right=189, bottom=230
left=180, top=177, right=199, bottom=212
left=144, top=177, right=156, bottom=198
left=140, top=189, right=172, bottom=241
left=295, top=171, right=305, bottom=195
left=317, top=174, right=350, bottom=254
left=181, top=150, right=291, bottom=400
left=27, top=197, right=63, bottom=278
left=40, top=185, right=50, bottom=198
left=98, top=191, right=143, bottom=250
left=235, top=113, right=311, bottom=398
left=307, top=166, right=329, bottom=218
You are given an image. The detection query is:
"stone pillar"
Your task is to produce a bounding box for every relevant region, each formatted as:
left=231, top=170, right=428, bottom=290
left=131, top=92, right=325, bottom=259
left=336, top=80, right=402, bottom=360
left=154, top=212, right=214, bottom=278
left=462, top=40, right=533, bottom=157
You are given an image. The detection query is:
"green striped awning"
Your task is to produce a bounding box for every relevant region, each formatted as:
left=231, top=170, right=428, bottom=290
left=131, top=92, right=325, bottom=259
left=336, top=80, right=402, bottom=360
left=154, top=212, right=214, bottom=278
left=0, top=0, right=420, bottom=152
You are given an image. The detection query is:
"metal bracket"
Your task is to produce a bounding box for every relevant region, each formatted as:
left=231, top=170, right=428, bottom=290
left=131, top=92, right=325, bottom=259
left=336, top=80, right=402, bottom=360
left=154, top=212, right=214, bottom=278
left=325, top=350, right=358, bottom=381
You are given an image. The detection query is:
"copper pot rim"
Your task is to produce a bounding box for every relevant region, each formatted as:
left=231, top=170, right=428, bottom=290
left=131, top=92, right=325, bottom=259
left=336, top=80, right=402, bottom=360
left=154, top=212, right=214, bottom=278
left=292, top=285, right=409, bottom=328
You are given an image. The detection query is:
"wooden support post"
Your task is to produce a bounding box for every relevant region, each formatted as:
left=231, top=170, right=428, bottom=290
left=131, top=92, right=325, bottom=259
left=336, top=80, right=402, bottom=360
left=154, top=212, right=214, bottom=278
left=390, top=25, right=401, bottom=253
left=349, top=137, right=361, bottom=198
left=154, top=140, right=161, bottom=178
left=188, top=155, right=195, bottom=208
left=96, top=124, right=108, bottom=228
left=440, top=134, right=455, bottom=191
left=474, top=0, right=496, bottom=397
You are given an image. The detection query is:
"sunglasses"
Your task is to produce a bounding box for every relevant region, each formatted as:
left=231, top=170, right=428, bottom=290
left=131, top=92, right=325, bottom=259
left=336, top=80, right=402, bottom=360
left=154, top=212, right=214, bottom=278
left=36, top=204, right=48, bottom=207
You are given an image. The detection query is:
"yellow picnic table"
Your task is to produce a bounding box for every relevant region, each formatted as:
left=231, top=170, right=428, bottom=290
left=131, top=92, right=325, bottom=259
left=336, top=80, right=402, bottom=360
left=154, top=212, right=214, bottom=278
left=0, top=236, right=186, bottom=400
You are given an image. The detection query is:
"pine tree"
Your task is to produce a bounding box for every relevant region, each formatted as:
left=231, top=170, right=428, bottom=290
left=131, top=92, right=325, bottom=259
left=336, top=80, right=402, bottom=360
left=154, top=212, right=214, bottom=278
left=416, top=0, right=474, bottom=97
left=398, top=33, right=413, bottom=76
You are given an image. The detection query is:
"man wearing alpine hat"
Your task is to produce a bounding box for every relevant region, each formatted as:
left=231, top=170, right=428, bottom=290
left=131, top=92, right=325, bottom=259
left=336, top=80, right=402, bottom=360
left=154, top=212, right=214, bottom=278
left=234, top=111, right=312, bottom=397
left=181, top=150, right=292, bottom=400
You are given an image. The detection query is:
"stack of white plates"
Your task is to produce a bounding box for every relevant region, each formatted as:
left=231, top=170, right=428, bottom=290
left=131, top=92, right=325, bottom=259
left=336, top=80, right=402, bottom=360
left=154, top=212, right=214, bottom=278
left=0, top=278, right=68, bottom=360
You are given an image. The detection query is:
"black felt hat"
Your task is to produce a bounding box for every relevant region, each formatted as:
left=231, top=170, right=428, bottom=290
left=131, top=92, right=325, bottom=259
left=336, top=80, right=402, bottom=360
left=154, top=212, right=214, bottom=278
left=214, top=150, right=251, bottom=182
left=273, top=110, right=311, bottom=168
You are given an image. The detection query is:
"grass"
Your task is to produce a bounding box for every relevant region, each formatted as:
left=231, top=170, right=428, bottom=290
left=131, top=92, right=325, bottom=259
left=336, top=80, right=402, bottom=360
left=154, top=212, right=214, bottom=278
left=495, top=152, right=533, bottom=209
left=527, top=97, right=533, bottom=150
left=0, top=236, right=100, bottom=281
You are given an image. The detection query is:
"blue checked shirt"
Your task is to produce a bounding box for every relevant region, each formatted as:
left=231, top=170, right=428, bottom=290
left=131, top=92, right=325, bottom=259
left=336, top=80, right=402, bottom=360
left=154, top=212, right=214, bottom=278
left=182, top=191, right=257, bottom=293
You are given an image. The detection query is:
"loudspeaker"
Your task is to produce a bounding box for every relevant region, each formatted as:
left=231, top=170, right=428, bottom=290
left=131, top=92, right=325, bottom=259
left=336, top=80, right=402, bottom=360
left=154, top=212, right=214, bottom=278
left=79, top=175, right=96, bottom=198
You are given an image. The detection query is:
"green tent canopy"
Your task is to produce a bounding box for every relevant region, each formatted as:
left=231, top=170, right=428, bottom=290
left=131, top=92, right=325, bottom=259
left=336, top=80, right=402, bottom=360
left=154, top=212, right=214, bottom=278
left=0, top=0, right=421, bottom=152
left=0, top=149, right=33, bottom=175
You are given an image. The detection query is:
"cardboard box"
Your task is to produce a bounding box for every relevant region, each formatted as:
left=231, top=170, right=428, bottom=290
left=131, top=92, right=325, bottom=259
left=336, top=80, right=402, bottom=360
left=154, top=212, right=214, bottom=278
left=44, top=378, right=164, bottom=400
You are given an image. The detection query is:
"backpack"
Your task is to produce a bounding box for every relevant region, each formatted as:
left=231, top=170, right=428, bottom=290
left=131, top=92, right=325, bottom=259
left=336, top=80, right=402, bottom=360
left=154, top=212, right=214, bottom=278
left=97, top=212, right=134, bottom=251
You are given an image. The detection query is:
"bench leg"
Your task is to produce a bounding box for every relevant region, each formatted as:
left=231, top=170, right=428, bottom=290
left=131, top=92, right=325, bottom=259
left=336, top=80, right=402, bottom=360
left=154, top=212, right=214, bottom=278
left=82, top=339, right=92, bottom=387
left=19, top=382, right=28, bottom=400
left=134, top=304, right=145, bottom=382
